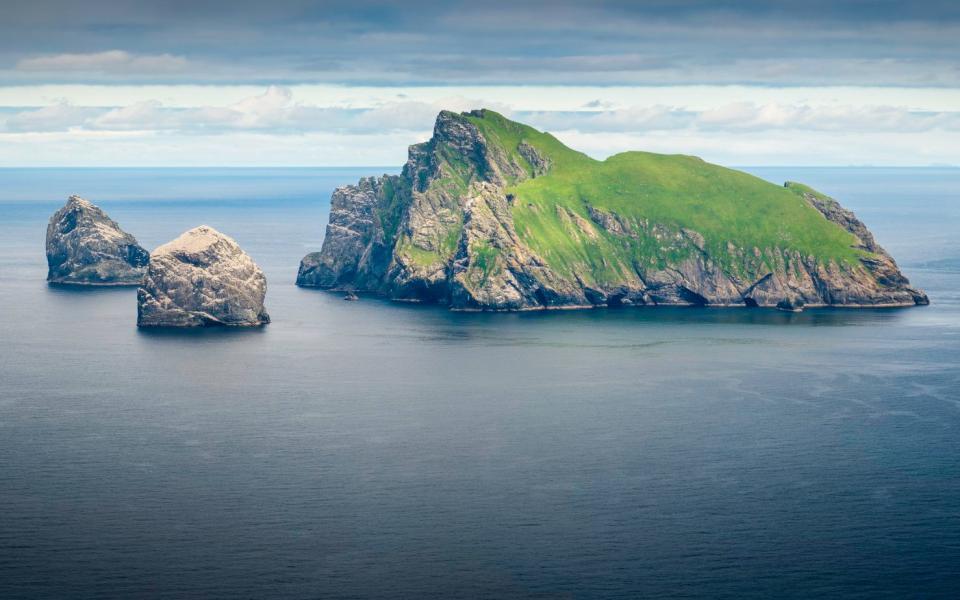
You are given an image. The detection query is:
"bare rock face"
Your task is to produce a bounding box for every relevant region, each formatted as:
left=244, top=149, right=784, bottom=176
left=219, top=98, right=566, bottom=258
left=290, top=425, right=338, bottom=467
left=45, top=195, right=149, bottom=285
left=297, top=177, right=392, bottom=291
left=784, top=183, right=929, bottom=307
left=137, top=226, right=270, bottom=327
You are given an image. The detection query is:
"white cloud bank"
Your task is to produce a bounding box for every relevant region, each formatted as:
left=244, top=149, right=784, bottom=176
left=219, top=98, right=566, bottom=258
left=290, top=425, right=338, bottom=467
left=2, top=86, right=959, bottom=166
left=1, top=86, right=512, bottom=134
left=5, top=86, right=959, bottom=135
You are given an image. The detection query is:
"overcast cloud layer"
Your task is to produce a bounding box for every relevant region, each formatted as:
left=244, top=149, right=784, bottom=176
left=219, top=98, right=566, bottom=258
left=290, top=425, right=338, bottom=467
left=1, top=1, right=958, bottom=166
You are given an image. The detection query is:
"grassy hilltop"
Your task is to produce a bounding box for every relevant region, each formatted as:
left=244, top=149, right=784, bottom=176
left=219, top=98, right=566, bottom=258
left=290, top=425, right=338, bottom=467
left=464, top=110, right=864, bottom=285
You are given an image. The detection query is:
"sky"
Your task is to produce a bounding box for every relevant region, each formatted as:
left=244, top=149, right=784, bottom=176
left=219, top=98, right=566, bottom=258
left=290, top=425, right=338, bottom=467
left=1, top=0, right=958, bottom=167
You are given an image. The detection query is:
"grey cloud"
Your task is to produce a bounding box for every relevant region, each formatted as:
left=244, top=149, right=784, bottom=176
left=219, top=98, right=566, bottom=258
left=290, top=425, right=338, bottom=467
left=0, top=1, right=958, bottom=86
left=16, top=50, right=189, bottom=74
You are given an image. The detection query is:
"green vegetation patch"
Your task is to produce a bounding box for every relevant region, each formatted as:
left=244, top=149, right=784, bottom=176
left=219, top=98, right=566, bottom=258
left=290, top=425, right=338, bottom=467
left=463, top=109, right=592, bottom=184
left=375, top=176, right=411, bottom=244
left=462, top=111, right=868, bottom=281
left=469, top=242, right=501, bottom=283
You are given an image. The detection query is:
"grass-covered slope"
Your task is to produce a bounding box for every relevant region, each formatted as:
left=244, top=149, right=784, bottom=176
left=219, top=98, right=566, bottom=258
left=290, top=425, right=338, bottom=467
left=465, top=110, right=865, bottom=286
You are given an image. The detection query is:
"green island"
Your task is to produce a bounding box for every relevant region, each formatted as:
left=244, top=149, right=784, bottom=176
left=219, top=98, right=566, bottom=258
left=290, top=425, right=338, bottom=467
left=298, top=109, right=927, bottom=311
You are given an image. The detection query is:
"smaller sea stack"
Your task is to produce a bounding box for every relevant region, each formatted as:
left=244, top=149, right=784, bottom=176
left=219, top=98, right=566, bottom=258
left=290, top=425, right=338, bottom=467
left=45, top=195, right=149, bottom=285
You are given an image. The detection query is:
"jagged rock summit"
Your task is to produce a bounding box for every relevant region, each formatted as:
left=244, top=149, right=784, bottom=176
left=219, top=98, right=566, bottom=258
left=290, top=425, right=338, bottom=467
left=297, top=109, right=928, bottom=311
left=45, top=195, right=149, bottom=285
left=137, top=226, right=270, bottom=327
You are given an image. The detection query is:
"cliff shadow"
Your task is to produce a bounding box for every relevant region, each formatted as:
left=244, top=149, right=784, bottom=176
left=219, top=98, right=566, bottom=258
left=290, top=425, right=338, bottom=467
left=299, top=287, right=915, bottom=329
left=509, top=305, right=915, bottom=328
left=46, top=281, right=141, bottom=294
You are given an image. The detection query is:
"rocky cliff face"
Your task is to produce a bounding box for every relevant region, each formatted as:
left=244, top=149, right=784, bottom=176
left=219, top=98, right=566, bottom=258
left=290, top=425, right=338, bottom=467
left=138, top=226, right=270, bottom=327
left=297, top=109, right=928, bottom=311
left=45, top=195, right=149, bottom=285
left=785, top=182, right=927, bottom=305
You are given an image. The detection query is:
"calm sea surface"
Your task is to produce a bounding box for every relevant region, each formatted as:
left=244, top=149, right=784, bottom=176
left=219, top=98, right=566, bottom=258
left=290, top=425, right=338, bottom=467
left=1, top=167, right=958, bottom=599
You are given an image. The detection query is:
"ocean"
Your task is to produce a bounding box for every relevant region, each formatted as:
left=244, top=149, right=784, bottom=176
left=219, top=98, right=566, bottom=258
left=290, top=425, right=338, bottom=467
left=1, top=167, right=958, bottom=599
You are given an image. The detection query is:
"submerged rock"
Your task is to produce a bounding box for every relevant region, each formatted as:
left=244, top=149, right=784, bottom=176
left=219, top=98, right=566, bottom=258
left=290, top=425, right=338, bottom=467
left=45, top=195, right=149, bottom=285
left=776, top=298, right=805, bottom=313
left=137, top=226, right=270, bottom=327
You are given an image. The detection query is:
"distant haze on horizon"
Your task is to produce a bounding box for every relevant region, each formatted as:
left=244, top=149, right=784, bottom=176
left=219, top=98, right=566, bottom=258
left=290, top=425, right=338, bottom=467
left=1, top=0, right=958, bottom=167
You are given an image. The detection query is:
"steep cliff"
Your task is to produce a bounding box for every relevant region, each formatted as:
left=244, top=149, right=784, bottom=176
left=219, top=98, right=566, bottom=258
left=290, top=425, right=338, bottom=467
left=297, top=109, right=928, bottom=310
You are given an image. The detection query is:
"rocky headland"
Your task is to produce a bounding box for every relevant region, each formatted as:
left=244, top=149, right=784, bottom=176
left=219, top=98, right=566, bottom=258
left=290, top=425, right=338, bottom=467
left=45, top=195, right=149, bottom=285
left=137, top=226, right=270, bottom=327
left=297, top=109, right=928, bottom=311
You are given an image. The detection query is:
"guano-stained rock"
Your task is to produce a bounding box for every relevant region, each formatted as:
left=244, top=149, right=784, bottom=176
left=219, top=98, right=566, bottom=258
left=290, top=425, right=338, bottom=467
left=45, top=195, right=149, bottom=285
left=137, top=226, right=269, bottom=327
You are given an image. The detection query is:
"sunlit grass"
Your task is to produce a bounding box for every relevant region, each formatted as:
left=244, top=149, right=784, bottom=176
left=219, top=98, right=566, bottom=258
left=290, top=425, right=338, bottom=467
left=465, top=109, right=866, bottom=284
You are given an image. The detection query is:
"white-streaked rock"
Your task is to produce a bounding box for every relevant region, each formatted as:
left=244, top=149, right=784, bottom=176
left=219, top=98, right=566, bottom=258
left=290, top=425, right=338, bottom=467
left=137, top=226, right=270, bottom=327
left=45, top=195, right=149, bottom=285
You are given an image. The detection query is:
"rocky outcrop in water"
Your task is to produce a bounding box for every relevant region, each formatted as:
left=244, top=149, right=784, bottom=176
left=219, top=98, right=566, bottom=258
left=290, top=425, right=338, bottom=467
left=45, top=195, right=149, bottom=285
left=297, top=109, right=928, bottom=311
left=137, top=226, right=270, bottom=327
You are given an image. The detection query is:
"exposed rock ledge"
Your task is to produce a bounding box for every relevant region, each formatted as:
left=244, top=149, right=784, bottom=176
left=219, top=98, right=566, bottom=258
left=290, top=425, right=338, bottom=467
left=45, top=195, right=149, bottom=285
left=137, top=226, right=270, bottom=327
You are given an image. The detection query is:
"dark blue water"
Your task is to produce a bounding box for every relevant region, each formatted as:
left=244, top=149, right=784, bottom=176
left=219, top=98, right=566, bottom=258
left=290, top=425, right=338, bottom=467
left=1, top=168, right=958, bottom=599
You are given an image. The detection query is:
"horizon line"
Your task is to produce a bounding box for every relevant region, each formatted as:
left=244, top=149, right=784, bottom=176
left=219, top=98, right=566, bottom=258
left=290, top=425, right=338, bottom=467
left=1, top=164, right=957, bottom=169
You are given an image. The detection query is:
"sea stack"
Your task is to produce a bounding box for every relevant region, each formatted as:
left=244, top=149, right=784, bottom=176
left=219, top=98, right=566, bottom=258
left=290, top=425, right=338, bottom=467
left=45, top=195, right=149, bottom=285
left=297, top=109, right=928, bottom=311
left=137, top=226, right=270, bottom=327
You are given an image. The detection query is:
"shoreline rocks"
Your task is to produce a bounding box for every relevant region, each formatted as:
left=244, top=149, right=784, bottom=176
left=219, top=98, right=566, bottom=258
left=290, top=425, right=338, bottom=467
left=45, top=195, right=149, bottom=286
left=137, top=226, right=270, bottom=328
left=776, top=298, right=805, bottom=313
